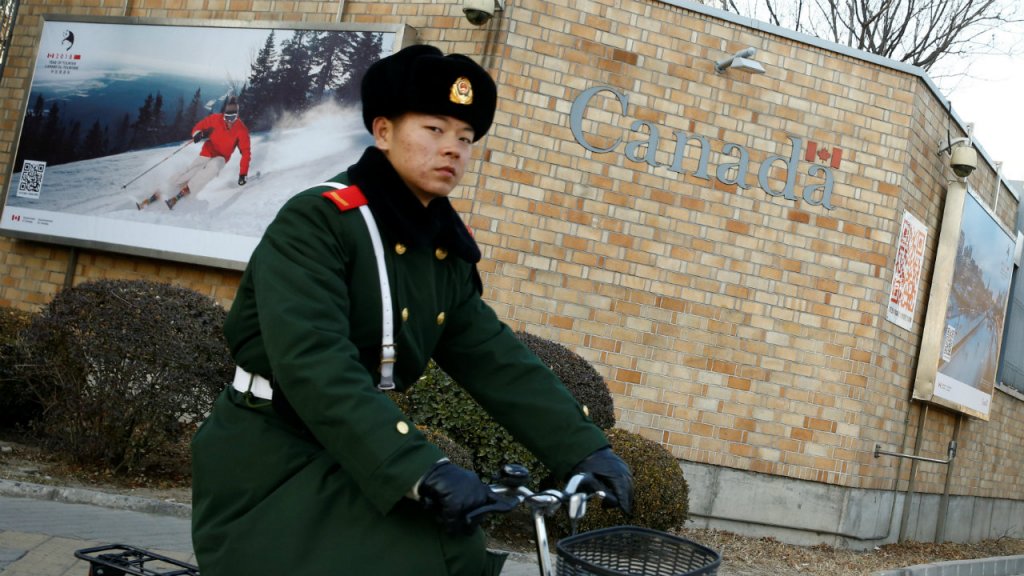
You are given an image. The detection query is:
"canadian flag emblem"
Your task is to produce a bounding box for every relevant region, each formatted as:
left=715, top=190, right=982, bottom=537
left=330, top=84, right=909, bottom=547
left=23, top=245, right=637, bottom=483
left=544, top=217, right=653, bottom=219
left=11, top=214, right=20, bottom=222
left=805, top=141, right=843, bottom=169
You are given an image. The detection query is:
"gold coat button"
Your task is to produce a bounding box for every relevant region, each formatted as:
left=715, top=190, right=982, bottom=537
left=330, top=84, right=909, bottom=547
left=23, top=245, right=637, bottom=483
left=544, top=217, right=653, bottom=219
left=401, top=308, right=409, bottom=321
left=582, top=405, right=590, bottom=417
left=395, top=243, right=407, bottom=255
left=435, top=247, right=448, bottom=260
left=436, top=312, right=446, bottom=325
left=396, top=421, right=410, bottom=434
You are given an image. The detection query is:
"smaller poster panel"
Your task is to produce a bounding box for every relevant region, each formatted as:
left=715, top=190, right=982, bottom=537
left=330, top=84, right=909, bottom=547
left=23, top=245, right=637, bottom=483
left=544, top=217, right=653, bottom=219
left=886, top=211, right=928, bottom=330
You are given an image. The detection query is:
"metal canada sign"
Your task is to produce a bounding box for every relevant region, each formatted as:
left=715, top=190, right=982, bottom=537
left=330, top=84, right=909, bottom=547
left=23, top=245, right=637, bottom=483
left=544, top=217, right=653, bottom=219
left=569, top=86, right=843, bottom=210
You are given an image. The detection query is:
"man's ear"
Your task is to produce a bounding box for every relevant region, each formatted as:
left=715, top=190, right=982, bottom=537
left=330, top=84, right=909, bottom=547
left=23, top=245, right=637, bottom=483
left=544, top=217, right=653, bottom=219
left=372, top=116, right=393, bottom=151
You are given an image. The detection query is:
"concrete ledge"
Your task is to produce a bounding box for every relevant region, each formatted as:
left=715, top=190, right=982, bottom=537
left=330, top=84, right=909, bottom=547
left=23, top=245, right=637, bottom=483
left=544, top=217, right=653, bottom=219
left=682, top=460, right=1024, bottom=548
left=874, top=554, right=1024, bottom=576
left=0, top=479, right=191, bottom=518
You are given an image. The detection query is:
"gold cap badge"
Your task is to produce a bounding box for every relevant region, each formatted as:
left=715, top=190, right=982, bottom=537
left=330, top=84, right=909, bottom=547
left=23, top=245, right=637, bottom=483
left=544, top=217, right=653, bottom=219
left=450, top=76, right=474, bottom=105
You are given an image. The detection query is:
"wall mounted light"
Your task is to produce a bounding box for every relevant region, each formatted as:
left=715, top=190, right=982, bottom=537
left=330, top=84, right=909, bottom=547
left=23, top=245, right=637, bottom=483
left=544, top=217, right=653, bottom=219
left=715, top=47, right=765, bottom=75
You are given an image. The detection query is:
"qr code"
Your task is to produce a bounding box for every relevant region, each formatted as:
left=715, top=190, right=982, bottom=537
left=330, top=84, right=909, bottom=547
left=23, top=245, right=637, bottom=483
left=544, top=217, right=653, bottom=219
left=941, top=324, right=956, bottom=362
left=16, top=160, right=47, bottom=199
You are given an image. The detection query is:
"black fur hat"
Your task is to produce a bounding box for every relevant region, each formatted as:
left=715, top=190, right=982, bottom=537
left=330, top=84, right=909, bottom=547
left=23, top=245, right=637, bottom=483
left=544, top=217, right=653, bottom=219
left=361, top=44, right=497, bottom=142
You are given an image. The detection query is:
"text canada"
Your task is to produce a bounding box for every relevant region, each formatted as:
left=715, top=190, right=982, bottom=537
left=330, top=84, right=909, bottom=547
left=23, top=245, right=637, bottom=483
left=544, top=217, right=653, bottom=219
left=570, top=86, right=836, bottom=210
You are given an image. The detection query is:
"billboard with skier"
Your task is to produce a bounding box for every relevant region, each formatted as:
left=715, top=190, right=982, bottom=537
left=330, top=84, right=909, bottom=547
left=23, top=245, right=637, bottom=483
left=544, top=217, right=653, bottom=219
left=0, top=16, right=413, bottom=269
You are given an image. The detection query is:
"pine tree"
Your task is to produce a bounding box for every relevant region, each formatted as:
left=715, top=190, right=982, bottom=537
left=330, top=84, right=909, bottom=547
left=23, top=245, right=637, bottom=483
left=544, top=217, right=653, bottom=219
left=185, top=88, right=202, bottom=132
left=245, top=31, right=278, bottom=131
left=170, top=94, right=185, bottom=139
left=130, top=94, right=155, bottom=150
left=39, top=102, right=65, bottom=165
left=62, top=120, right=82, bottom=164
left=15, top=94, right=47, bottom=168
left=309, top=31, right=348, bottom=103
left=81, top=120, right=106, bottom=160
left=145, top=91, right=166, bottom=148
left=335, top=32, right=382, bottom=104
left=114, top=113, right=132, bottom=154
left=275, top=30, right=314, bottom=113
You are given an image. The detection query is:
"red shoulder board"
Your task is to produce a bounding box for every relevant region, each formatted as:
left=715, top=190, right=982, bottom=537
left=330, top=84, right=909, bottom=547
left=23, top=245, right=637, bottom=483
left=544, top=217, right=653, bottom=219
left=321, top=185, right=367, bottom=212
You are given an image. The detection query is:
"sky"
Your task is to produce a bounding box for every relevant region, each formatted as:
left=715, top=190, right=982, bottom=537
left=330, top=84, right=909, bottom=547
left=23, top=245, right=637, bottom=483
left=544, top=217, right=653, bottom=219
left=935, top=49, right=1024, bottom=182
left=33, top=22, right=272, bottom=92
left=715, top=0, right=1023, bottom=182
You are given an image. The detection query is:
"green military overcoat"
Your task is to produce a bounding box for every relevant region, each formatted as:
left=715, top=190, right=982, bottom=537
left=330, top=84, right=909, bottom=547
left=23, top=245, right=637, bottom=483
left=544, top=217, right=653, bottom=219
left=191, top=148, right=609, bottom=576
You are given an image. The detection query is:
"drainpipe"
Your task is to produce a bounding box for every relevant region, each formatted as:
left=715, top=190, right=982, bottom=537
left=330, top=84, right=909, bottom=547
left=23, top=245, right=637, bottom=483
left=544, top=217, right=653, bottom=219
left=873, top=403, right=959, bottom=542
left=64, top=247, right=78, bottom=291
left=934, top=414, right=962, bottom=542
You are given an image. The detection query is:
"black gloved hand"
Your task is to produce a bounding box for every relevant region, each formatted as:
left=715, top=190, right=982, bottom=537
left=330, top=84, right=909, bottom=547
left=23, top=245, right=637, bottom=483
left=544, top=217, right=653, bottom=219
left=570, top=447, right=634, bottom=515
left=238, top=174, right=247, bottom=186
left=418, top=461, right=495, bottom=535
left=192, top=131, right=204, bottom=144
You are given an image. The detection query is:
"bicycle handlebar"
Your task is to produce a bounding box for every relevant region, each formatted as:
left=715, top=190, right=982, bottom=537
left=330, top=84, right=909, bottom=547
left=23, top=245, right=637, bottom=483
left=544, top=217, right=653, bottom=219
left=465, top=466, right=606, bottom=526
left=465, top=465, right=607, bottom=576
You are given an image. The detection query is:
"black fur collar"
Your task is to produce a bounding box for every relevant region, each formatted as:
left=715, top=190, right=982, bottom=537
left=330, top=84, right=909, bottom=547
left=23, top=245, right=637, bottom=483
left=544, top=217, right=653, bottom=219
left=347, top=147, right=481, bottom=265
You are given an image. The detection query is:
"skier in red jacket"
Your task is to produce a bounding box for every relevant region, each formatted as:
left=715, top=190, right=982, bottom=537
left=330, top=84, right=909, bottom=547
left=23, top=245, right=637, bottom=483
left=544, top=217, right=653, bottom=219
left=164, top=96, right=252, bottom=209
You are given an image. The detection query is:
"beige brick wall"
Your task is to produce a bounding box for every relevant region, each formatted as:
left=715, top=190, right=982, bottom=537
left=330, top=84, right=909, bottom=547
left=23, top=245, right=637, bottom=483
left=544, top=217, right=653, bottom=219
left=2, top=0, right=1022, bottom=502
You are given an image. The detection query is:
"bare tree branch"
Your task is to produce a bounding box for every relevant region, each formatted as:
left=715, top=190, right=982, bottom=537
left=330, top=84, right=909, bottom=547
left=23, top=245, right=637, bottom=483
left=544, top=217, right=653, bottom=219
left=764, top=0, right=782, bottom=26
left=713, top=0, right=1023, bottom=71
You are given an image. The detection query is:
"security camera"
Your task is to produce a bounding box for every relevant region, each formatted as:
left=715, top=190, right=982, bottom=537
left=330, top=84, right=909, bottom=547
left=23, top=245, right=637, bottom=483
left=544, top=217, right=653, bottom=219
left=950, top=144, right=978, bottom=178
left=464, top=0, right=502, bottom=25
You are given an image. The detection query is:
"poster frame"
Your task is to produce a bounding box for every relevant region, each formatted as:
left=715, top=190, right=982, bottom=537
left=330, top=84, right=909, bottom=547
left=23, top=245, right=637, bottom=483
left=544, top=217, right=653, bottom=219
left=0, top=14, right=415, bottom=270
left=912, top=181, right=1015, bottom=420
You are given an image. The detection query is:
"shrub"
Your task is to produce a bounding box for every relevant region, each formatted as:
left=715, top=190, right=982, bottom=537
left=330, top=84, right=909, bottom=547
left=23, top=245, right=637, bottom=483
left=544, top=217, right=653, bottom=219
left=17, top=279, right=232, bottom=478
left=555, top=428, right=690, bottom=534
left=405, top=361, right=544, bottom=484
left=386, top=390, right=474, bottom=471
left=0, top=307, right=38, bottom=430
left=417, top=425, right=474, bottom=471
left=515, top=331, right=615, bottom=430
left=404, top=331, right=617, bottom=483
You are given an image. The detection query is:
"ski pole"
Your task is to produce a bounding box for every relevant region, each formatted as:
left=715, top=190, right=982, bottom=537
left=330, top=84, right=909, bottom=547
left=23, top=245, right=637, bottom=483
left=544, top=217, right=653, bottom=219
left=120, top=140, right=192, bottom=189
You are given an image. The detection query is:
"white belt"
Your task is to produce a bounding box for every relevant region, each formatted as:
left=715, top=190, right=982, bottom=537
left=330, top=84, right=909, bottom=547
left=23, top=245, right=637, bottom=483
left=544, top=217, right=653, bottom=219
left=236, top=182, right=395, bottom=397
left=233, top=365, right=274, bottom=400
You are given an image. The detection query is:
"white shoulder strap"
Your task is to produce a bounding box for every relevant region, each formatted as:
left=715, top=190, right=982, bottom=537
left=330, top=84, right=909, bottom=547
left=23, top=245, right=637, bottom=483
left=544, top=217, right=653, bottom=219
left=318, top=181, right=396, bottom=391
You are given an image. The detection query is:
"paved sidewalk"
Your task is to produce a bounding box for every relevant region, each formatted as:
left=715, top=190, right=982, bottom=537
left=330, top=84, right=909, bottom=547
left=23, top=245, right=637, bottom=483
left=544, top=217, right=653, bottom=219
left=7, top=478, right=1023, bottom=576
left=0, top=480, right=539, bottom=575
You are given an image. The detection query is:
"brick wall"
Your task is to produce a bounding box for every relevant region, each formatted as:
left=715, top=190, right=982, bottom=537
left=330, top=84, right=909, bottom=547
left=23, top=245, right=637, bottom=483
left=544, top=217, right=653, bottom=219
left=1, top=0, right=1021, bottom=502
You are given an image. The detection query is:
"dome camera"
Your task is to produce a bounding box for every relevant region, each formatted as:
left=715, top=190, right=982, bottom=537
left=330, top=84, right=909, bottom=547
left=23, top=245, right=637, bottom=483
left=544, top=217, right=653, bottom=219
left=950, top=144, right=978, bottom=178
left=463, top=0, right=502, bottom=25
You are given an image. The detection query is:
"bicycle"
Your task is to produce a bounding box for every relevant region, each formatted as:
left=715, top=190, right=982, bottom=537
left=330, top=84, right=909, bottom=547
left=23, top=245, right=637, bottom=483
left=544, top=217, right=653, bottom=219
left=74, top=464, right=720, bottom=576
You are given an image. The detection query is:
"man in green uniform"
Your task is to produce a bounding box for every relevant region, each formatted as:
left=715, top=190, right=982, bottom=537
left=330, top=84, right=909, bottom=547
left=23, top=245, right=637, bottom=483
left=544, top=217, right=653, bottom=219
left=191, top=44, right=633, bottom=576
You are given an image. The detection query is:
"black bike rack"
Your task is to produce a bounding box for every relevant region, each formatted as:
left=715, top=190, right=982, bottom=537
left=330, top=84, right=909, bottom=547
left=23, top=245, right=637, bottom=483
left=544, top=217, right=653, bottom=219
left=74, top=544, right=200, bottom=576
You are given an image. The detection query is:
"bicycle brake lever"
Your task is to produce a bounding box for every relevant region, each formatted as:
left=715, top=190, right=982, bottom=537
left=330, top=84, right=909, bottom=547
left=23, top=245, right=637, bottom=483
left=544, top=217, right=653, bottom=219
left=568, top=492, right=587, bottom=521
left=564, top=472, right=590, bottom=494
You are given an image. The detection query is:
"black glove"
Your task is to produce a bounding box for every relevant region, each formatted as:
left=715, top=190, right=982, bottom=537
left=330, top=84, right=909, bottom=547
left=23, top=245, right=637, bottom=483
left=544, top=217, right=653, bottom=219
left=238, top=174, right=247, bottom=186
left=418, top=461, right=495, bottom=535
left=570, top=447, right=634, bottom=515
left=192, top=131, right=204, bottom=144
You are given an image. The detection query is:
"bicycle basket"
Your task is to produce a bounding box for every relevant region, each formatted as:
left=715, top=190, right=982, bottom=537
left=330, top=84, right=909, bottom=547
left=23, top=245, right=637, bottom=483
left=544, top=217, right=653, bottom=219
left=556, top=526, right=721, bottom=576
